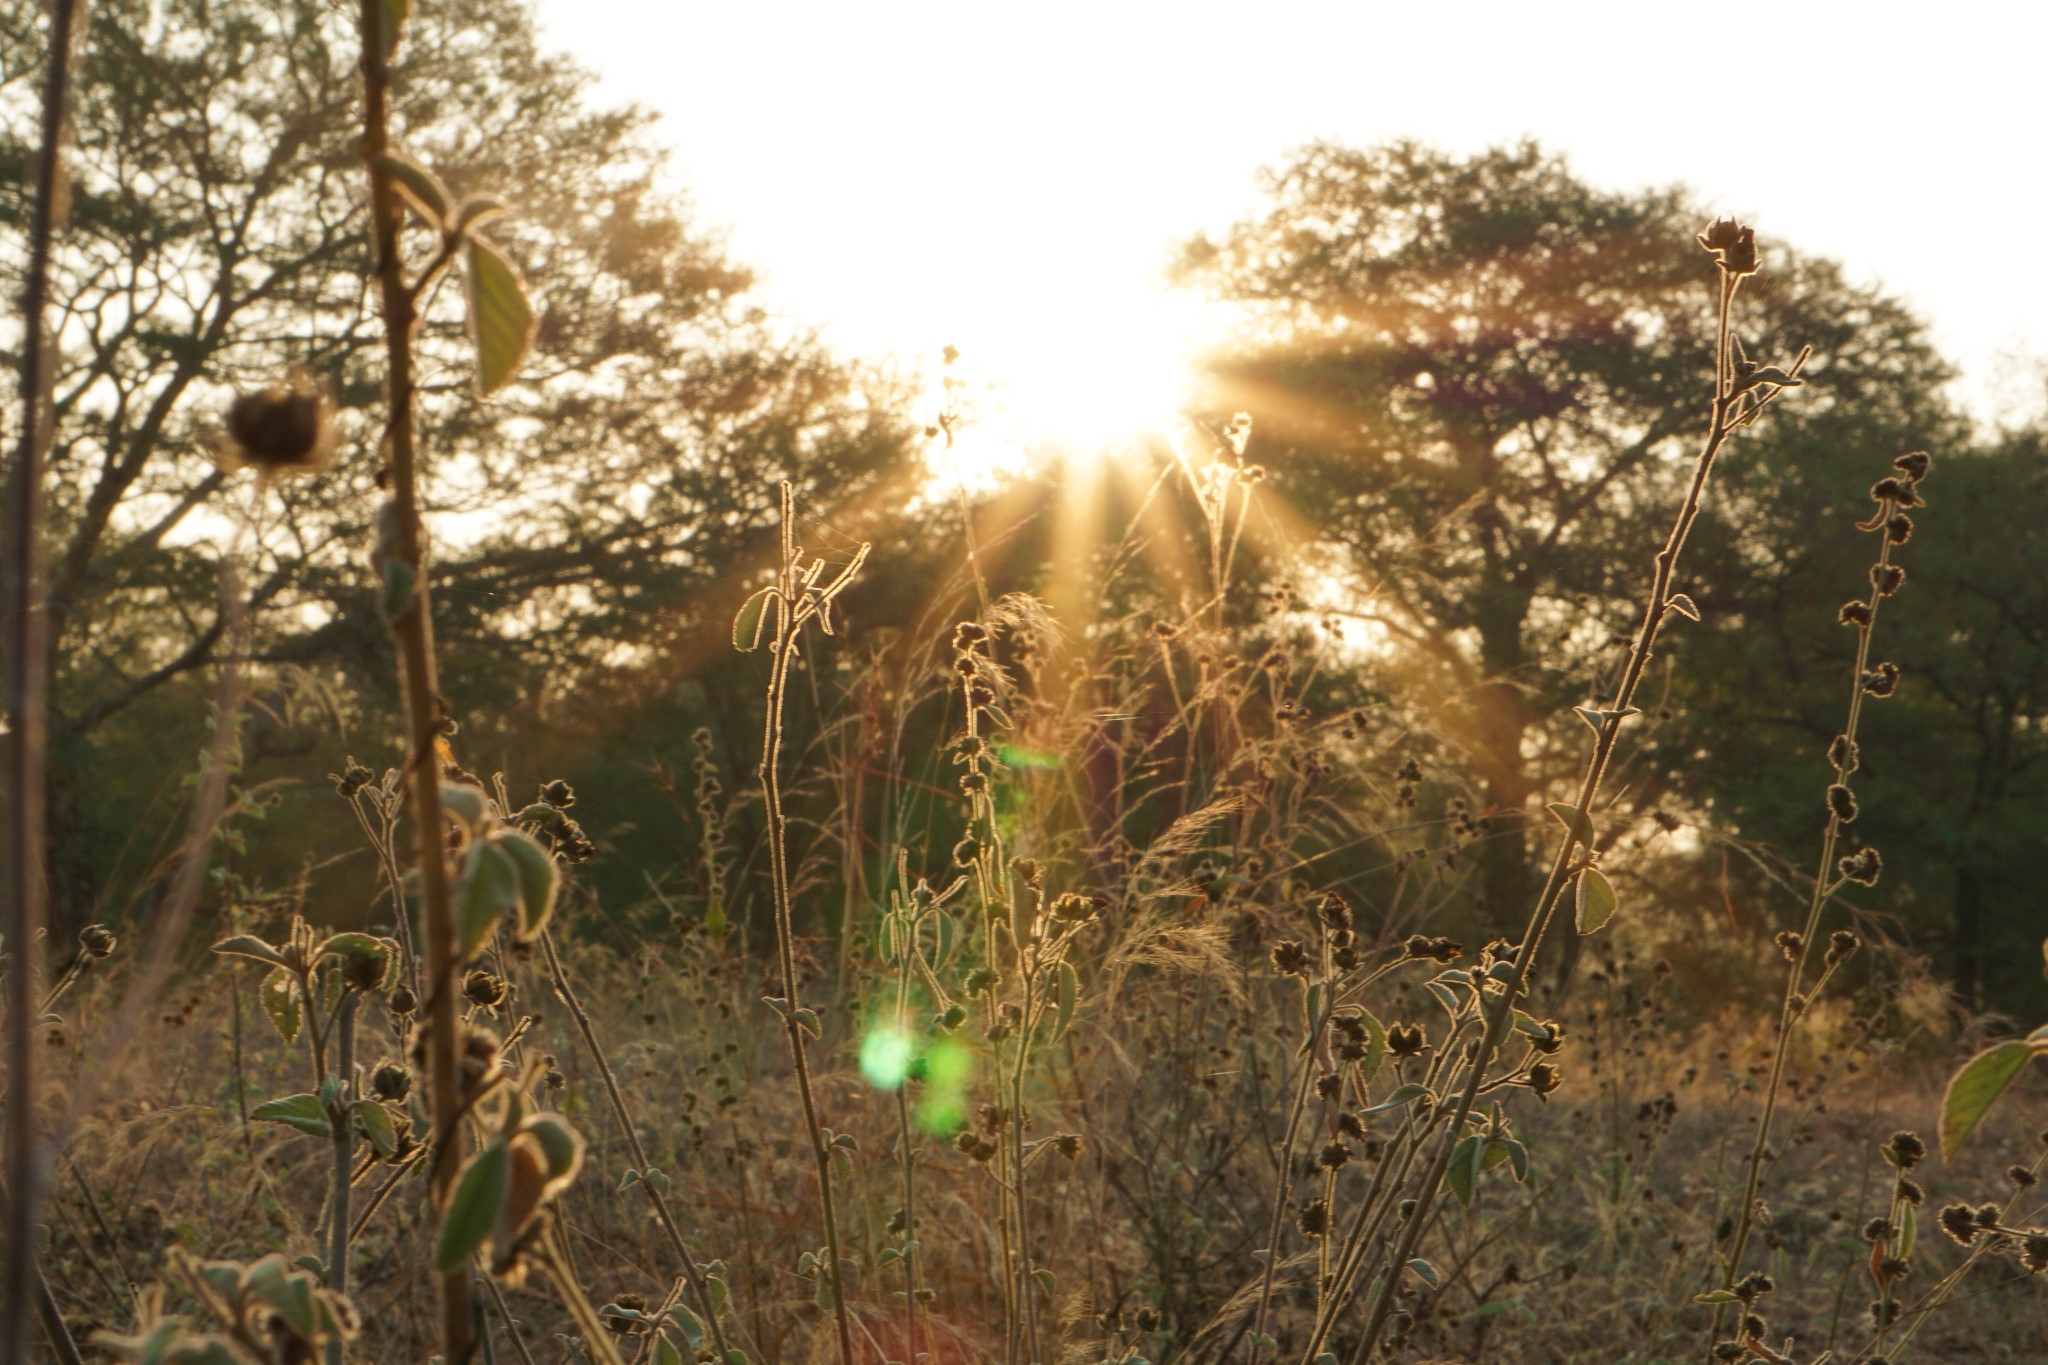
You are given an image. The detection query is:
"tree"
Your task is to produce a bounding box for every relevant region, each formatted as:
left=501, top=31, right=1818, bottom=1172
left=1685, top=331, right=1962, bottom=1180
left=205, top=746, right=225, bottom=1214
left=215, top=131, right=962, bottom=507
left=1177, top=140, right=1959, bottom=935
left=0, top=0, right=919, bottom=920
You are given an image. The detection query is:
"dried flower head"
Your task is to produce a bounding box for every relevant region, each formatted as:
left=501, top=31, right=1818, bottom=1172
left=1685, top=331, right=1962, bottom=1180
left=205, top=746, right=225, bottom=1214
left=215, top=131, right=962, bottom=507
left=219, top=370, right=337, bottom=474
left=1838, top=846, right=1883, bottom=886
left=1885, top=1131, right=1927, bottom=1169
left=1827, top=784, right=1859, bottom=824
left=1939, top=1203, right=1981, bottom=1246
left=1861, top=661, right=1901, bottom=698
left=1697, top=217, right=1760, bottom=275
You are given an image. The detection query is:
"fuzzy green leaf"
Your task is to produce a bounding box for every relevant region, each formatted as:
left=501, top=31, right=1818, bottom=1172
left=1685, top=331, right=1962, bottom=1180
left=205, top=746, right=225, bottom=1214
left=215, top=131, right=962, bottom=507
left=1575, top=867, right=1617, bottom=935
left=259, top=967, right=302, bottom=1045
left=1052, top=960, right=1079, bottom=1044
left=459, top=840, right=520, bottom=960
left=212, top=934, right=287, bottom=968
left=495, top=827, right=559, bottom=942
left=371, top=150, right=450, bottom=226
left=1545, top=802, right=1595, bottom=847
left=252, top=1093, right=331, bottom=1139
left=464, top=237, right=536, bottom=398
left=1940, top=1040, right=2035, bottom=1158
left=732, top=587, right=778, bottom=652
left=435, top=1143, right=510, bottom=1271
left=354, top=1099, right=398, bottom=1159
left=1446, top=1134, right=1483, bottom=1205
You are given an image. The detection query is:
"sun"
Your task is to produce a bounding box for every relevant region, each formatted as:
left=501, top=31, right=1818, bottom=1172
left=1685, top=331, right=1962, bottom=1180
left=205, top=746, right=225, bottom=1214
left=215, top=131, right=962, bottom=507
left=918, top=276, right=1210, bottom=487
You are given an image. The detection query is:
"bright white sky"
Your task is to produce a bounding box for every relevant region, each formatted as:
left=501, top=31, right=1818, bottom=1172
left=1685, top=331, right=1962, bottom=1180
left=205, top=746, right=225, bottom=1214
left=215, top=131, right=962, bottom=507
left=535, top=0, right=2048, bottom=444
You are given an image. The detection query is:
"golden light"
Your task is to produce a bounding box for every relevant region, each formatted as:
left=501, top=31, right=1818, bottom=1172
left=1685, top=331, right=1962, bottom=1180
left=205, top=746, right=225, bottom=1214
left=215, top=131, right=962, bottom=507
left=919, top=278, right=1211, bottom=487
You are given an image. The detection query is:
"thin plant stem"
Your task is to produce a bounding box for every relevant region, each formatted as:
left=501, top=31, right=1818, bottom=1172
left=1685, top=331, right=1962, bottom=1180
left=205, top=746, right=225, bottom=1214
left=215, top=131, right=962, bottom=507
left=4, top=1, right=88, bottom=1354
left=1712, top=494, right=1910, bottom=1353
left=754, top=482, right=870, bottom=1365
left=326, top=989, right=360, bottom=1365
left=1353, top=255, right=1803, bottom=1363
left=352, top=2, right=469, bottom=1356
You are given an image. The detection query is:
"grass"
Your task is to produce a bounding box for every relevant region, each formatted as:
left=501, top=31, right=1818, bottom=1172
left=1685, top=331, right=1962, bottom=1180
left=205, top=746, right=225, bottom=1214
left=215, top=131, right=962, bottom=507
left=4, top=8, right=2047, bottom=1364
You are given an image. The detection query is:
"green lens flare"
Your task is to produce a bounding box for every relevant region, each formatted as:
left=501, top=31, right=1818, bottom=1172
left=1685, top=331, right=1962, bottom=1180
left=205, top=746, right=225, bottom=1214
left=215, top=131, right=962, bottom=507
left=859, top=1026, right=916, bottom=1090
left=916, top=1037, right=973, bottom=1134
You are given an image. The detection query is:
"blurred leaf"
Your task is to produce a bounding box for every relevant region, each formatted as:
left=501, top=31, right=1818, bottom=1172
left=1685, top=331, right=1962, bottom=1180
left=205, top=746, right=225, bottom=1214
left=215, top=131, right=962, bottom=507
left=1052, top=960, right=1079, bottom=1044
left=371, top=150, right=449, bottom=226
left=459, top=840, right=519, bottom=960
left=465, top=237, right=536, bottom=398
left=354, top=1100, right=398, bottom=1159
left=1446, top=1134, right=1482, bottom=1205
left=435, top=1143, right=510, bottom=1271
left=1545, top=802, right=1595, bottom=846
left=212, top=935, right=286, bottom=968
left=252, top=1093, right=330, bottom=1138
left=260, top=968, right=301, bottom=1046
left=376, top=0, right=411, bottom=59
left=495, top=828, right=559, bottom=942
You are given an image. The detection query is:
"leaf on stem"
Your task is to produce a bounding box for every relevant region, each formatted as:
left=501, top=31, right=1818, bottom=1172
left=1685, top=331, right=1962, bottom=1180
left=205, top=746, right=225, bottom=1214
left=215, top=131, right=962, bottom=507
left=465, top=237, right=536, bottom=398
left=1575, top=867, right=1617, bottom=935
left=1940, top=1040, right=2036, bottom=1158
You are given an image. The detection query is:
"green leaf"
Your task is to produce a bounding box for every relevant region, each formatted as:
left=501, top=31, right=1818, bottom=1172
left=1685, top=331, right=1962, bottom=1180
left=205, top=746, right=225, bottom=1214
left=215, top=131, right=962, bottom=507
left=449, top=194, right=508, bottom=239
left=435, top=1143, right=510, bottom=1271
left=1545, top=802, right=1595, bottom=846
left=654, top=1338, right=684, bottom=1365
left=665, top=1303, right=706, bottom=1351
left=260, top=967, right=302, bottom=1045
left=378, top=559, right=415, bottom=623
left=1503, top=1138, right=1529, bottom=1183
left=371, top=150, right=450, bottom=226
left=459, top=840, right=519, bottom=960
left=442, top=784, right=489, bottom=832
left=1898, top=1200, right=1916, bottom=1259
left=212, top=934, right=287, bottom=968
left=376, top=0, right=412, bottom=59
left=1446, top=1133, right=1483, bottom=1205
left=1665, top=593, right=1700, bottom=622
left=1575, top=867, right=1617, bottom=935
left=1358, top=1009, right=1387, bottom=1085
left=354, top=1099, right=398, bottom=1159
left=1362, top=1082, right=1426, bottom=1115
left=495, top=828, right=559, bottom=942
left=1692, top=1289, right=1741, bottom=1305
left=464, top=237, right=536, bottom=398
left=1052, top=960, right=1079, bottom=1043
left=252, top=1093, right=331, bottom=1138
left=1940, top=1040, right=2035, bottom=1158
left=705, top=899, right=727, bottom=941
left=1406, top=1258, right=1439, bottom=1287
left=732, top=587, right=778, bottom=652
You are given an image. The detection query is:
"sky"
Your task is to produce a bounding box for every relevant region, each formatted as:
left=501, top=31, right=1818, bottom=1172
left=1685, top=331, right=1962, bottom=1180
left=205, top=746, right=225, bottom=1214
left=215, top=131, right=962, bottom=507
left=533, top=0, right=2048, bottom=442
